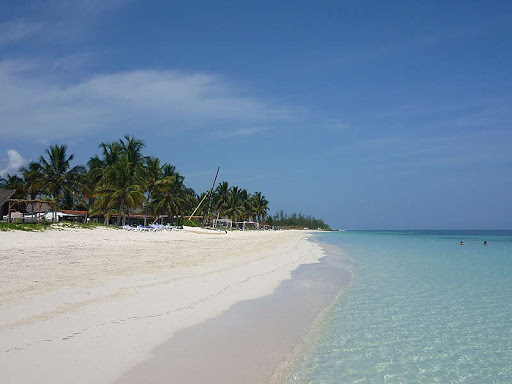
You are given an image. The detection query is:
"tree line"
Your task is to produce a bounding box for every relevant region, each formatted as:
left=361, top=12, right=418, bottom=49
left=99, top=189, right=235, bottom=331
left=267, top=210, right=331, bottom=230
left=0, top=135, right=271, bottom=226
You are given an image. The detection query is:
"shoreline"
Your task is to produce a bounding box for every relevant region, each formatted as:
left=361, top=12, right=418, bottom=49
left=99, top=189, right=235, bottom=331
left=0, top=228, right=338, bottom=383
left=116, top=234, right=350, bottom=384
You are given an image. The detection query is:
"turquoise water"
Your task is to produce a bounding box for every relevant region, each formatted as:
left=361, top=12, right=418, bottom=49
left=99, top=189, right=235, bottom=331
left=286, top=230, right=512, bottom=384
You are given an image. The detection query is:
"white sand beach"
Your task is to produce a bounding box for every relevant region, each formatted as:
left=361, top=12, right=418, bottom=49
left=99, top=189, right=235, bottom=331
left=0, top=228, right=325, bottom=384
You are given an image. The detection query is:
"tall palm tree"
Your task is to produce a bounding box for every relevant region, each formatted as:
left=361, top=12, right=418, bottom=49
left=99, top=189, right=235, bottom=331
left=151, top=167, right=197, bottom=225
left=237, top=188, right=252, bottom=221
left=98, top=141, right=121, bottom=166
left=250, top=192, right=269, bottom=223
left=152, top=175, right=183, bottom=224
left=20, top=162, right=43, bottom=199
left=142, top=157, right=164, bottom=226
left=119, top=135, right=146, bottom=167
left=2, top=174, right=26, bottom=199
left=78, top=170, right=98, bottom=223
left=95, top=154, right=146, bottom=226
left=91, top=135, right=148, bottom=225
left=224, top=188, right=246, bottom=224
left=37, top=144, right=85, bottom=204
left=161, top=163, right=177, bottom=178
left=214, top=181, right=230, bottom=215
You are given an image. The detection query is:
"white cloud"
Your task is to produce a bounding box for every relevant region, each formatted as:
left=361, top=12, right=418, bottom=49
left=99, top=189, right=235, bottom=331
left=0, top=149, right=26, bottom=177
left=0, top=62, right=293, bottom=141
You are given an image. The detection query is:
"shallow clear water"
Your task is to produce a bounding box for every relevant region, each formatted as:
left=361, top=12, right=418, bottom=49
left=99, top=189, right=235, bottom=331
left=286, top=230, right=512, bottom=384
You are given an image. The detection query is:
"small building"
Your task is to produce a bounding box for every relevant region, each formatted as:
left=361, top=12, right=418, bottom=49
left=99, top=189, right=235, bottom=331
left=61, top=210, right=88, bottom=222
left=0, top=188, right=15, bottom=220
left=234, top=220, right=258, bottom=230
left=108, top=213, right=154, bottom=226
left=213, top=218, right=233, bottom=229
left=5, top=198, right=57, bottom=223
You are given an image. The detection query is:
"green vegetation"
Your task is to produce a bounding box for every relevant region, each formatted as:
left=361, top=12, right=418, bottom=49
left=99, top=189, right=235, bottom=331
left=56, top=222, right=113, bottom=230
left=2, top=135, right=330, bottom=229
left=0, top=222, right=112, bottom=232
left=0, top=222, right=51, bottom=232
left=267, top=210, right=331, bottom=230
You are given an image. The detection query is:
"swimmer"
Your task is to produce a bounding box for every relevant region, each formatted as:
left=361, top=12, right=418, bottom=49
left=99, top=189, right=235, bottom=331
left=460, top=241, right=465, bottom=246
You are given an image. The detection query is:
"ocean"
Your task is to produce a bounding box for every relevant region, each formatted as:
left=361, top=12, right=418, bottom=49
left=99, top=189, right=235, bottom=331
left=285, top=230, right=512, bottom=384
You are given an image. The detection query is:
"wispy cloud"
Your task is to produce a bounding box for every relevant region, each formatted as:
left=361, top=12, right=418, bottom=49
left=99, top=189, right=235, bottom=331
left=216, top=127, right=270, bottom=138
left=50, top=52, right=96, bottom=72
left=316, top=129, right=512, bottom=174
left=0, top=61, right=293, bottom=141
left=0, top=20, right=42, bottom=45
left=0, top=0, right=132, bottom=48
left=0, top=149, right=27, bottom=177
left=325, top=119, right=351, bottom=131
left=51, top=0, right=134, bottom=15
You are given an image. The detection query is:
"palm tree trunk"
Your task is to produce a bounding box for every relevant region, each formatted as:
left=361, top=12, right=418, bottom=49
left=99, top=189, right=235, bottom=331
left=117, top=202, right=122, bottom=226
left=84, top=203, right=90, bottom=224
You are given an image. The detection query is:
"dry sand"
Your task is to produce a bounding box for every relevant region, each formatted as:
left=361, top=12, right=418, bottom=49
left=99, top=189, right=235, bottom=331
left=0, top=227, right=325, bottom=384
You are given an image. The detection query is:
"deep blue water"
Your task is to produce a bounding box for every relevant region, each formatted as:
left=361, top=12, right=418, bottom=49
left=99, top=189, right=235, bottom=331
left=285, top=230, right=512, bottom=384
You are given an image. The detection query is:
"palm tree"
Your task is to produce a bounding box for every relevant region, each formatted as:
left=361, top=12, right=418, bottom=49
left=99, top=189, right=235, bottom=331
left=95, top=154, right=146, bottom=226
left=151, top=167, right=197, bottom=225
left=224, top=188, right=246, bottom=224
left=37, top=144, right=85, bottom=205
left=143, top=157, right=163, bottom=226
left=238, top=188, right=252, bottom=221
left=213, top=181, right=230, bottom=215
left=20, top=162, right=43, bottom=199
left=152, top=175, right=182, bottom=224
left=119, top=135, right=146, bottom=166
left=91, top=136, right=148, bottom=225
left=250, top=192, right=269, bottom=223
left=78, top=170, right=98, bottom=223
left=97, top=141, right=121, bottom=166
left=2, top=174, right=26, bottom=199
left=161, top=163, right=177, bottom=178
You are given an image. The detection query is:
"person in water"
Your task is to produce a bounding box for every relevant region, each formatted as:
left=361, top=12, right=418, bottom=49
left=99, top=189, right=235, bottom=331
left=460, top=241, right=466, bottom=246
left=484, top=241, right=487, bottom=246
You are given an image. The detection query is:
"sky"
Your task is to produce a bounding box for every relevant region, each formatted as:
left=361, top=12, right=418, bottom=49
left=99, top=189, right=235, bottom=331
left=1, top=0, right=511, bottom=229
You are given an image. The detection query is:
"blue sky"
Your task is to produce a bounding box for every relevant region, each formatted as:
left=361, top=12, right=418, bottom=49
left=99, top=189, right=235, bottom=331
left=1, top=0, right=511, bottom=229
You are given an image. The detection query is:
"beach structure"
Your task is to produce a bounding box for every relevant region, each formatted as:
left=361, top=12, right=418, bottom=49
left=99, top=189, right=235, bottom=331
left=213, top=218, right=233, bottom=229
left=4, top=198, right=57, bottom=224
left=0, top=188, right=15, bottom=220
left=259, top=222, right=272, bottom=230
left=60, top=210, right=89, bottom=222
left=234, top=220, right=258, bottom=231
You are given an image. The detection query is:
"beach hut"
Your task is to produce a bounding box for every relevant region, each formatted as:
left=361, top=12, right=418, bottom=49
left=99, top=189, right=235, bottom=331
left=5, top=198, right=57, bottom=223
left=0, top=188, right=15, bottom=221
left=258, top=222, right=272, bottom=230
left=213, top=218, right=233, bottom=229
left=61, top=210, right=88, bottom=222
left=234, top=220, right=258, bottom=231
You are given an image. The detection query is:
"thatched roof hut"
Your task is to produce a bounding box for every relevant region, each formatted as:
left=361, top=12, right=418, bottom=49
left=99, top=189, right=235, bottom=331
left=0, top=188, right=16, bottom=218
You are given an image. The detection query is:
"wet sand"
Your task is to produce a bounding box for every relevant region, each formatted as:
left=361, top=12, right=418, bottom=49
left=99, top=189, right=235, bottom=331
left=117, top=240, right=350, bottom=384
